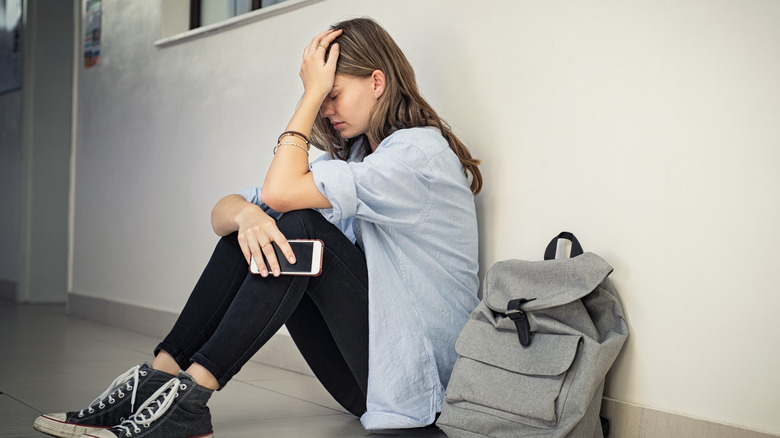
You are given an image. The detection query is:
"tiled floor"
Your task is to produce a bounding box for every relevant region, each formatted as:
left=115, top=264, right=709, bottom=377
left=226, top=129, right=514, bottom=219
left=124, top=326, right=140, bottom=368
left=0, top=302, right=445, bottom=438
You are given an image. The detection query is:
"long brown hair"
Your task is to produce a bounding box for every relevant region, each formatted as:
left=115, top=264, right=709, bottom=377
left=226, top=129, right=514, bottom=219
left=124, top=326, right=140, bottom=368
left=310, top=17, right=483, bottom=195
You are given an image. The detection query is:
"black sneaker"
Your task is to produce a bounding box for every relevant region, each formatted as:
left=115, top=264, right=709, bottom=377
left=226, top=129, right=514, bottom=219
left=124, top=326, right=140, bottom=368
left=83, top=371, right=213, bottom=438
left=33, top=363, right=174, bottom=438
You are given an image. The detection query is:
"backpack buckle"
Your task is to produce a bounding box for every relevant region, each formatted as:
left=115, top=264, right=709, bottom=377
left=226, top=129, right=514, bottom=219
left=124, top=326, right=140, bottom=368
left=507, top=298, right=536, bottom=347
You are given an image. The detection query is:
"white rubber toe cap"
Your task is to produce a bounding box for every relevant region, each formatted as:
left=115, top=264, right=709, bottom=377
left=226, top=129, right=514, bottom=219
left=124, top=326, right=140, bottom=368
left=33, top=413, right=102, bottom=438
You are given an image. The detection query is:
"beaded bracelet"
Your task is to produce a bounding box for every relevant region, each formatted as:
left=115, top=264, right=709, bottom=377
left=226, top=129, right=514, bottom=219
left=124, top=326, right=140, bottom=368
left=277, top=131, right=310, bottom=147
left=273, top=141, right=309, bottom=155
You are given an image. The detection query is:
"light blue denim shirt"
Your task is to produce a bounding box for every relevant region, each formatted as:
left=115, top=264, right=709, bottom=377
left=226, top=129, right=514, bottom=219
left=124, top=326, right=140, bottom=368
left=241, top=127, right=479, bottom=430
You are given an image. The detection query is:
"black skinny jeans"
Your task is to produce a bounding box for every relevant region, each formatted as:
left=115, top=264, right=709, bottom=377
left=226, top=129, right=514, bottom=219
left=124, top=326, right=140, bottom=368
left=154, top=210, right=369, bottom=416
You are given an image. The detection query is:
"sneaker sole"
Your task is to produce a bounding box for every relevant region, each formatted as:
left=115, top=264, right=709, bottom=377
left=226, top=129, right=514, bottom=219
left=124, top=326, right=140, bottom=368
left=33, top=414, right=108, bottom=438
left=83, top=432, right=214, bottom=438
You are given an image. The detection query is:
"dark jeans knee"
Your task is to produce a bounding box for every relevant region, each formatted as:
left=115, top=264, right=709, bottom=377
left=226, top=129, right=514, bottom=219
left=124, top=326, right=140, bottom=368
left=275, top=209, right=329, bottom=239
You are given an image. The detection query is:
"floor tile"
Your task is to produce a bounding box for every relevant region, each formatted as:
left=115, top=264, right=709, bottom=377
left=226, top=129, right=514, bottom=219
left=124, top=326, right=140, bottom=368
left=212, top=413, right=364, bottom=437
left=0, top=302, right=447, bottom=438
left=209, top=379, right=342, bottom=422
left=0, top=394, right=41, bottom=438
left=241, top=376, right=349, bottom=414
left=1, top=358, right=151, bottom=413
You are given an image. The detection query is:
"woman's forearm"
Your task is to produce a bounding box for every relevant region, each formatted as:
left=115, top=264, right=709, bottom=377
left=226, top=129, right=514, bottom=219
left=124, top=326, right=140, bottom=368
left=267, top=93, right=322, bottom=180
left=261, top=93, right=332, bottom=212
left=211, top=194, right=261, bottom=236
left=285, top=92, right=324, bottom=145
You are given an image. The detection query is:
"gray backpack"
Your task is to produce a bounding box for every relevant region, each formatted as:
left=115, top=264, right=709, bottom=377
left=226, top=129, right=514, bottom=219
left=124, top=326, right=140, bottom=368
left=437, top=233, right=628, bottom=437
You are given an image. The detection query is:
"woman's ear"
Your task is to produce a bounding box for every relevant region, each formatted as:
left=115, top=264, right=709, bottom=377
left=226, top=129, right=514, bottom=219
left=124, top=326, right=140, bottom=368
left=371, top=70, right=386, bottom=99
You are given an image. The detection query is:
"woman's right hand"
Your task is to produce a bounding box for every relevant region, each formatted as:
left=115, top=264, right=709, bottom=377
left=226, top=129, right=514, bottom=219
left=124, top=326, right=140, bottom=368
left=299, top=28, right=342, bottom=100
left=212, top=194, right=295, bottom=277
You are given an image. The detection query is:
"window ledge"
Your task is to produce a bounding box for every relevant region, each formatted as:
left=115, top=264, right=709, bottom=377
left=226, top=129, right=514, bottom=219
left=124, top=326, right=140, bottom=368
left=155, top=0, right=323, bottom=48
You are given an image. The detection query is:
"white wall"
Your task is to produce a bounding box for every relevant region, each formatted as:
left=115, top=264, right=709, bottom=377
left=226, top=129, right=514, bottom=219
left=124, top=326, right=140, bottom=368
left=71, top=0, right=780, bottom=435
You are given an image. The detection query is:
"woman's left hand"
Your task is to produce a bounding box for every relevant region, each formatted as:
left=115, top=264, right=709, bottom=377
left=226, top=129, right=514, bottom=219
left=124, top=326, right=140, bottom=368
left=299, top=28, right=343, bottom=100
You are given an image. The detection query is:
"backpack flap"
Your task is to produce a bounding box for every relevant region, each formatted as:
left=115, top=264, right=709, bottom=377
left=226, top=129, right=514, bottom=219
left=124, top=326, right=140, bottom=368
left=455, top=321, right=582, bottom=376
left=484, top=252, right=614, bottom=314
left=449, top=320, right=583, bottom=426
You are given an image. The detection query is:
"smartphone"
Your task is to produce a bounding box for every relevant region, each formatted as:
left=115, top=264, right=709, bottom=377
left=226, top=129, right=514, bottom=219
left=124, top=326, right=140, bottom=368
left=250, top=239, right=323, bottom=276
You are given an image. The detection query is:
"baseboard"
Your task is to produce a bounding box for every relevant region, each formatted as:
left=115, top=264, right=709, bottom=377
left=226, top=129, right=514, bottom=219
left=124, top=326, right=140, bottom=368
left=0, top=279, right=17, bottom=302
left=600, top=398, right=778, bottom=438
left=66, top=292, right=314, bottom=377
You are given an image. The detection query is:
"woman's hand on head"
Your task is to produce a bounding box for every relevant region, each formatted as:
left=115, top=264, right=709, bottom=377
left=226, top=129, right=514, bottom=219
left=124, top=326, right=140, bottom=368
left=233, top=203, right=296, bottom=278
left=299, top=28, right=342, bottom=100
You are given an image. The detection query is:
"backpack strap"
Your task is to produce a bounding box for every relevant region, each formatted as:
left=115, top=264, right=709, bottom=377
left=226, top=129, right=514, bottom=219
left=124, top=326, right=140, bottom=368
left=506, top=298, right=536, bottom=347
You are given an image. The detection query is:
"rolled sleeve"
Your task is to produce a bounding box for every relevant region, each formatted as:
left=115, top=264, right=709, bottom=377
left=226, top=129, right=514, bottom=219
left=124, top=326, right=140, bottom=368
left=310, top=159, right=358, bottom=224
left=310, top=141, right=432, bottom=228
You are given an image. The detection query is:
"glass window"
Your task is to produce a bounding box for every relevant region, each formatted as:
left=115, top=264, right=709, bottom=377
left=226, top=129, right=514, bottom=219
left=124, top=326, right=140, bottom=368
left=190, top=0, right=291, bottom=29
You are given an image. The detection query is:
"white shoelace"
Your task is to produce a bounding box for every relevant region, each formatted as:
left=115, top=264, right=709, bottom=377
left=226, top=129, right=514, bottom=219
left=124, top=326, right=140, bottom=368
left=113, top=378, right=182, bottom=437
left=78, top=365, right=146, bottom=417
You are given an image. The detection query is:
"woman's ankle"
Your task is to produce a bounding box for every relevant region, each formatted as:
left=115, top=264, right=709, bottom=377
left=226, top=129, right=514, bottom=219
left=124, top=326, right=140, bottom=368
left=185, top=363, right=220, bottom=391
left=152, top=350, right=182, bottom=376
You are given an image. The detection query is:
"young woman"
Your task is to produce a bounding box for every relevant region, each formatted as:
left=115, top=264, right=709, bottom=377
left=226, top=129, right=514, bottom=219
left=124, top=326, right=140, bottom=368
left=34, top=17, right=482, bottom=438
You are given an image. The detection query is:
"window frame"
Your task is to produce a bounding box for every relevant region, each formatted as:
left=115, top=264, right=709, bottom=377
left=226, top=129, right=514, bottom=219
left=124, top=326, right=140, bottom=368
left=157, top=0, right=322, bottom=47
left=189, top=0, right=265, bottom=30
